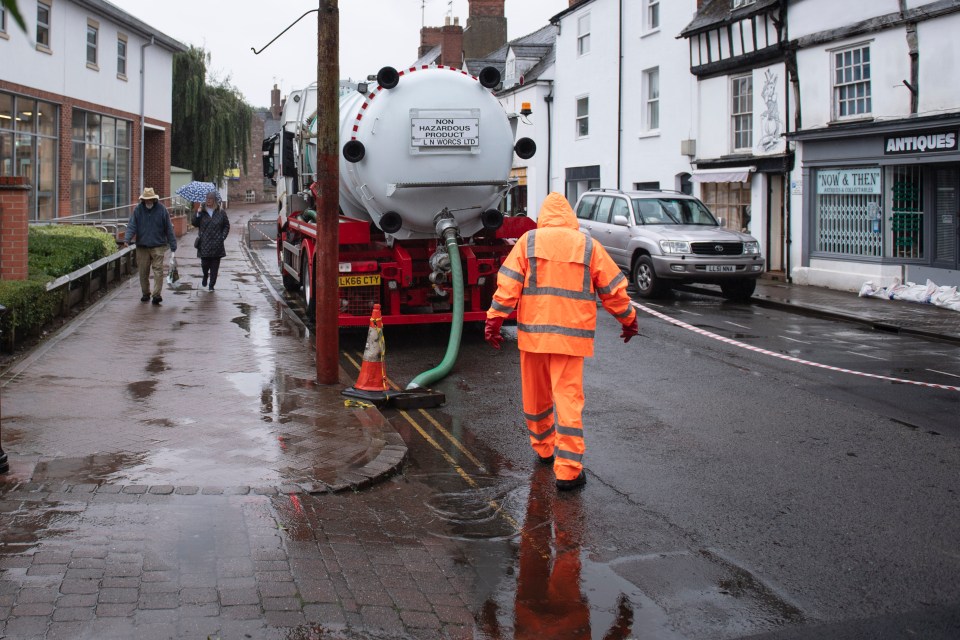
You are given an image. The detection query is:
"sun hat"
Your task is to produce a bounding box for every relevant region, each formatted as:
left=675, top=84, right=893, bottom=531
left=139, top=187, right=160, bottom=201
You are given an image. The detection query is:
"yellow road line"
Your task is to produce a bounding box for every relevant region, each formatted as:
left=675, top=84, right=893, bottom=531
left=342, top=351, right=520, bottom=533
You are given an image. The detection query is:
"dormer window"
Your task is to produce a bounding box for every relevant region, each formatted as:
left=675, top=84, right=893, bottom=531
left=732, top=0, right=756, bottom=8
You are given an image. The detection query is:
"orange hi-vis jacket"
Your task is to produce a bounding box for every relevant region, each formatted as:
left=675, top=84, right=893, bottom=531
left=487, top=193, right=637, bottom=357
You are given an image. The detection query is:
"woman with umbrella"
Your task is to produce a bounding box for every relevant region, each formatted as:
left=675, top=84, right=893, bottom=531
left=192, top=189, right=230, bottom=291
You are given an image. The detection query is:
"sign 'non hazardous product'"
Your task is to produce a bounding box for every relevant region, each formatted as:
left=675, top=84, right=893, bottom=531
left=817, top=168, right=881, bottom=195
left=884, top=129, right=957, bottom=155
left=412, top=118, right=479, bottom=147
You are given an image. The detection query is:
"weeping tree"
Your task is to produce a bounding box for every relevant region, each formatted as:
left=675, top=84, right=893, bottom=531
left=172, top=46, right=253, bottom=182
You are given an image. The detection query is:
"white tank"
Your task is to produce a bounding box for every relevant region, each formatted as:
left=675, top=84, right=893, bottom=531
left=334, top=66, right=517, bottom=240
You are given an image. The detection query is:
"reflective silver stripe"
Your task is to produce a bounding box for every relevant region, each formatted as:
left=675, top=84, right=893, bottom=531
left=526, top=231, right=538, bottom=288
left=556, top=425, right=583, bottom=437
left=522, top=286, right=595, bottom=301
left=582, top=236, right=594, bottom=293
left=517, top=323, right=595, bottom=339
left=524, top=407, right=554, bottom=422
left=556, top=449, right=583, bottom=462
left=615, top=307, right=634, bottom=319
left=597, top=272, right=626, bottom=295
left=528, top=424, right=556, bottom=441
left=499, top=266, right=524, bottom=283
left=490, top=300, right=515, bottom=314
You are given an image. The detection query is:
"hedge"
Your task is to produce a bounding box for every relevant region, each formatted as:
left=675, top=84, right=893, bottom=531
left=0, top=225, right=118, bottom=341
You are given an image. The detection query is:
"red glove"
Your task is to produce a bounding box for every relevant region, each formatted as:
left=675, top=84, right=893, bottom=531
left=485, top=316, right=505, bottom=349
left=620, top=317, right=639, bottom=343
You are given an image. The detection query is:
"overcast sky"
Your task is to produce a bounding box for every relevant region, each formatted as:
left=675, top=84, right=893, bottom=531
left=107, top=0, right=569, bottom=108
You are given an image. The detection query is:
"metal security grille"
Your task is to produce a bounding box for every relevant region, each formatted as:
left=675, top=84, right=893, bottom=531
left=814, top=175, right=883, bottom=257
left=935, top=167, right=958, bottom=266
left=888, top=165, right=924, bottom=259
left=340, top=286, right=380, bottom=318
left=691, top=242, right=743, bottom=255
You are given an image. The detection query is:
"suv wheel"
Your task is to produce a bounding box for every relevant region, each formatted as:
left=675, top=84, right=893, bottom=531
left=631, top=255, right=667, bottom=298
left=720, top=278, right=756, bottom=302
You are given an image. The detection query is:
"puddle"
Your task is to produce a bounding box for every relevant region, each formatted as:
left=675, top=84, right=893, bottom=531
left=146, top=355, right=168, bottom=374
left=127, top=379, right=157, bottom=400
left=227, top=371, right=269, bottom=397
left=231, top=302, right=254, bottom=332
left=27, top=452, right=149, bottom=483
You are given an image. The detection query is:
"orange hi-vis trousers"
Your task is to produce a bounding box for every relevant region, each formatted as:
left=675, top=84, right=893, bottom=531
left=520, top=351, right=585, bottom=481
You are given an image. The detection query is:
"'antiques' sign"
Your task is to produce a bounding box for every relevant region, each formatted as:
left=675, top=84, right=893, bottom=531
left=884, top=129, right=957, bottom=155
left=817, top=168, right=881, bottom=195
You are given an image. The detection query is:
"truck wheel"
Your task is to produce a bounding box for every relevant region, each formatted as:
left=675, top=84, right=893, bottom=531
left=720, top=278, right=757, bottom=302
left=302, top=257, right=315, bottom=317
left=631, top=255, right=666, bottom=298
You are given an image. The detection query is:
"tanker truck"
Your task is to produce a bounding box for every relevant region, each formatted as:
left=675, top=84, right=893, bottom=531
left=262, top=63, right=537, bottom=327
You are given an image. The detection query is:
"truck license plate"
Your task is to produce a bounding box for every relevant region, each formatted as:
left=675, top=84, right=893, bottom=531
left=706, top=265, right=736, bottom=273
left=338, top=274, right=381, bottom=287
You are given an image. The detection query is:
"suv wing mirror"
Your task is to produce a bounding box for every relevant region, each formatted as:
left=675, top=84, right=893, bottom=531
left=613, top=215, right=629, bottom=226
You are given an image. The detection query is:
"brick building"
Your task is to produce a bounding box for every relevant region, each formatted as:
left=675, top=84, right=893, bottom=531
left=416, top=0, right=508, bottom=67
left=227, top=85, right=281, bottom=205
left=0, top=0, right=185, bottom=221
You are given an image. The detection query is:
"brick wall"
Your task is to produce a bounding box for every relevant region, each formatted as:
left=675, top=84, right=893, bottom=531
left=420, top=26, right=444, bottom=59
left=0, top=79, right=173, bottom=219
left=0, top=177, right=30, bottom=281
left=440, top=24, right=465, bottom=68
left=470, top=0, right=504, bottom=18
left=230, top=111, right=269, bottom=204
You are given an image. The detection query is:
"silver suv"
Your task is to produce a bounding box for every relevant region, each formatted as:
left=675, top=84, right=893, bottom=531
left=574, top=189, right=765, bottom=301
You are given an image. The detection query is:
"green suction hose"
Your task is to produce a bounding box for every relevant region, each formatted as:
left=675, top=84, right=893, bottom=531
left=406, top=213, right=464, bottom=390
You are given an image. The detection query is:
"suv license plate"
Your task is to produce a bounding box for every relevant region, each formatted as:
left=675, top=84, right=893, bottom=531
left=706, top=265, right=736, bottom=273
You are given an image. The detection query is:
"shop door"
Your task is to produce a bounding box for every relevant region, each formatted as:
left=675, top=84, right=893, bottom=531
left=934, top=167, right=959, bottom=270
left=766, top=174, right=785, bottom=273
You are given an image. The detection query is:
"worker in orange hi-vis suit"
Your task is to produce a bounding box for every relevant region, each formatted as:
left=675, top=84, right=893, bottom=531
left=485, top=192, right=639, bottom=491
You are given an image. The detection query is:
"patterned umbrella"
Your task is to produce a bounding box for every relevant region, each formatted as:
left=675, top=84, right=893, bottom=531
left=175, top=181, right=220, bottom=203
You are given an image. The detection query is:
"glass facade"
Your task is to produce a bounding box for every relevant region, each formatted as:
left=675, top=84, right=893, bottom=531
left=71, top=110, right=131, bottom=216
left=0, top=91, right=59, bottom=220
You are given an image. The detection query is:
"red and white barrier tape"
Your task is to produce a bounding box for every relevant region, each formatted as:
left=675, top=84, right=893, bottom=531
left=632, top=301, right=960, bottom=393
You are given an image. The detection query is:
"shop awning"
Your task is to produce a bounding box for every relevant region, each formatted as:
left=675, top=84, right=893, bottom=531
left=690, top=166, right=755, bottom=183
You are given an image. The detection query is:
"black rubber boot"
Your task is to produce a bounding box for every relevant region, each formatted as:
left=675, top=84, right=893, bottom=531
left=556, top=471, right=586, bottom=491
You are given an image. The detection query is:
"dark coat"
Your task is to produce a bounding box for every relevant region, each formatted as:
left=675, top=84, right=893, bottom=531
left=192, top=207, right=230, bottom=258
left=125, top=201, right=177, bottom=250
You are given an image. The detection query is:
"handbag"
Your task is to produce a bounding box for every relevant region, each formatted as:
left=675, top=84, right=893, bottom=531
left=194, top=236, right=201, bottom=249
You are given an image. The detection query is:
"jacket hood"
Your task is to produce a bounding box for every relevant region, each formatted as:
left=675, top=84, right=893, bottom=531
left=537, top=193, right=579, bottom=231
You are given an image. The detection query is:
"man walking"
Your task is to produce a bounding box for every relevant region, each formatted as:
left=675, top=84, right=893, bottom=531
left=125, top=187, right=177, bottom=305
left=485, top=193, right=639, bottom=490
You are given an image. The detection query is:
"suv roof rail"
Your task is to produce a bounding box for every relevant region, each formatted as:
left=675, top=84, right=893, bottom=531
left=586, top=188, right=624, bottom=194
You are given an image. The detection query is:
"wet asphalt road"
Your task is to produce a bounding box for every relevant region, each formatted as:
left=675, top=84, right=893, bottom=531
left=327, top=282, right=960, bottom=639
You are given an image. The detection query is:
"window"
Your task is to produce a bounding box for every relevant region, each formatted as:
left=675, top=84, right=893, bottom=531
left=732, top=0, right=756, bottom=7
left=117, top=35, right=127, bottom=77
left=0, top=91, right=59, bottom=220
left=634, top=181, right=660, bottom=191
left=812, top=167, right=882, bottom=257
left=731, top=75, right=753, bottom=151
left=576, top=96, right=589, bottom=137
left=71, top=110, right=131, bottom=217
left=36, top=1, right=51, bottom=48
left=646, top=0, right=660, bottom=31
left=700, top=181, right=752, bottom=231
left=86, top=20, right=98, bottom=67
left=577, top=13, right=590, bottom=56
left=1, top=6, right=7, bottom=35
left=643, top=67, right=659, bottom=131
left=833, top=44, right=871, bottom=119
left=576, top=194, right=597, bottom=219
left=593, top=197, right=614, bottom=223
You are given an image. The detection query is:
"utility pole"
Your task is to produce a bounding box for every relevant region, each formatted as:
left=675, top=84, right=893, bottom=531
left=316, top=0, right=340, bottom=384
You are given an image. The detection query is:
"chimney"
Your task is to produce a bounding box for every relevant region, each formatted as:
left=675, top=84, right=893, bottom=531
left=440, top=18, right=464, bottom=68
left=463, top=0, right=507, bottom=59
left=270, top=84, right=281, bottom=119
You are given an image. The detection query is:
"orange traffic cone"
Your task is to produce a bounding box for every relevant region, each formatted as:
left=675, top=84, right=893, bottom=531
left=342, top=304, right=394, bottom=406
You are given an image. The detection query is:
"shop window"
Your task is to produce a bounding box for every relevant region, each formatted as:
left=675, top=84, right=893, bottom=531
left=700, top=181, right=751, bottom=231
left=71, top=109, right=131, bottom=216
left=813, top=167, right=882, bottom=258
left=0, top=91, right=58, bottom=219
